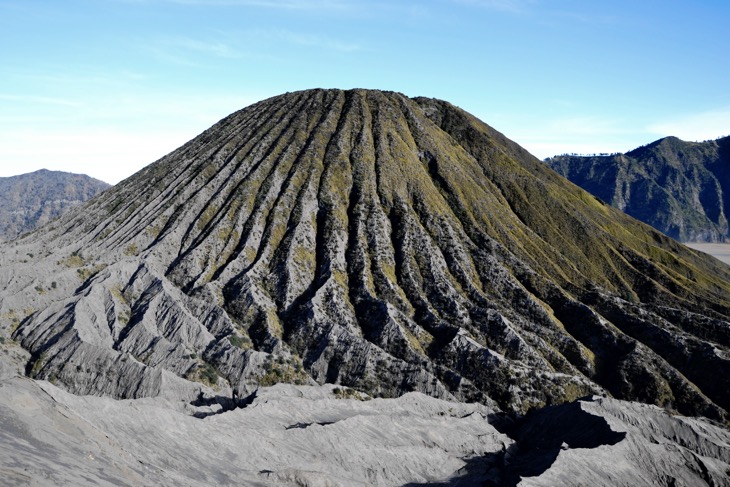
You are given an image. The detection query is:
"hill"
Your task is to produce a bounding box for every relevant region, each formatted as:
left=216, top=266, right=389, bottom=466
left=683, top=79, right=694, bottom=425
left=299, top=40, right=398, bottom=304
left=0, top=169, right=110, bottom=241
left=1, top=89, right=729, bottom=484
left=546, top=136, right=730, bottom=242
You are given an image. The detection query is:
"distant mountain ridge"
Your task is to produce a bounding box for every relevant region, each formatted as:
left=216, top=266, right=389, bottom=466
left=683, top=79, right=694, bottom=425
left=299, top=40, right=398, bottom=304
left=0, top=169, right=110, bottom=242
left=546, top=136, right=730, bottom=242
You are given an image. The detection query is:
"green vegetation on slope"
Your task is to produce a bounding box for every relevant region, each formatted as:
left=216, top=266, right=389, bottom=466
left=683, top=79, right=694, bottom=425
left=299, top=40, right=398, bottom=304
left=7, top=89, right=730, bottom=422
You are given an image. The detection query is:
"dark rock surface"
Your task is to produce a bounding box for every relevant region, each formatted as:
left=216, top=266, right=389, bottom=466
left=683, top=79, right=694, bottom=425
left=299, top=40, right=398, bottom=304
left=546, top=136, right=730, bottom=242
left=0, top=169, right=110, bottom=242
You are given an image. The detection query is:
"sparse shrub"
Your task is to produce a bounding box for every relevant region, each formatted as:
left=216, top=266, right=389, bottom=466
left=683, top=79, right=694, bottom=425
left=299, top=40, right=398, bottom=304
left=332, top=386, right=368, bottom=401
left=257, top=355, right=310, bottom=387
left=59, top=253, right=85, bottom=268
left=228, top=334, right=251, bottom=349
left=199, top=363, right=218, bottom=386
left=118, top=311, right=130, bottom=325
left=77, top=263, right=108, bottom=281
left=145, top=225, right=161, bottom=238
left=31, top=353, right=45, bottom=376
left=185, top=360, right=219, bottom=387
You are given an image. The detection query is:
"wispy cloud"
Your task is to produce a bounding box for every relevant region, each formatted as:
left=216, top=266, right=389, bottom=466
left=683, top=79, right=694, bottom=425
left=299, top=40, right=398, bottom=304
left=123, top=0, right=357, bottom=10
left=647, top=108, right=730, bottom=142
left=451, top=0, right=537, bottom=14
left=146, top=30, right=359, bottom=66
left=160, top=36, right=241, bottom=58
left=544, top=116, right=626, bottom=137
left=548, top=9, right=617, bottom=25
left=256, top=28, right=362, bottom=52
left=14, top=68, right=150, bottom=89
left=143, top=36, right=244, bottom=67
left=0, top=94, right=81, bottom=107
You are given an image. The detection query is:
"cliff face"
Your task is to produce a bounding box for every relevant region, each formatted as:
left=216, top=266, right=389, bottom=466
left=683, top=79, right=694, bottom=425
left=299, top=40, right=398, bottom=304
left=1, top=89, right=729, bottom=424
left=0, top=169, right=110, bottom=242
left=547, top=136, right=730, bottom=242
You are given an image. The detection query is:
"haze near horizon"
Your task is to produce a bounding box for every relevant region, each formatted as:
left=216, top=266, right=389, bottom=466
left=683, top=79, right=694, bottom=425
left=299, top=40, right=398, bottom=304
left=1, top=0, right=728, bottom=184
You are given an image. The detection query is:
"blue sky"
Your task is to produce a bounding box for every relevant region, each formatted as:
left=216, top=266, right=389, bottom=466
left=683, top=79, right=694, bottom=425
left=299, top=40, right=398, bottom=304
left=1, top=0, right=729, bottom=184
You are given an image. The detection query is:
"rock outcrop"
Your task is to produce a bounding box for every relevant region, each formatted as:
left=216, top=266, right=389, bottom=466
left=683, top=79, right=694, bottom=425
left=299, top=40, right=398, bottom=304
left=1, top=89, right=729, bottom=425
left=0, top=169, right=110, bottom=242
left=546, top=136, right=730, bottom=242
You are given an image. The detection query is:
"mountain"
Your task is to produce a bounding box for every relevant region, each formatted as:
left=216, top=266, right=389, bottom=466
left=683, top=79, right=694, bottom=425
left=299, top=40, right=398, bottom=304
left=0, top=169, right=110, bottom=242
left=1, top=89, right=730, bottom=483
left=2, top=88, right=730, bottom=417
left=546, top=136, right=730, bottom=242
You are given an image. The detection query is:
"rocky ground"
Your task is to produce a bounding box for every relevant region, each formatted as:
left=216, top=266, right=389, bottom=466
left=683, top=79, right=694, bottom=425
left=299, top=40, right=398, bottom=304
left=1, top=355, right=729, bottom=486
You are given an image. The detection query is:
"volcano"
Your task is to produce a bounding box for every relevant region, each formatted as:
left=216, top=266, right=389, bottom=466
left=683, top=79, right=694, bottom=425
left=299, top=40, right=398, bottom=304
left=2, top=89, right=730, bottom=425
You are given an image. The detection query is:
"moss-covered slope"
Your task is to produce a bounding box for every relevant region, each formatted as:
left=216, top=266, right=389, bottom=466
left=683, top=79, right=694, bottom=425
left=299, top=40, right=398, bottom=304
left=3, top=89, right=730, bottom=421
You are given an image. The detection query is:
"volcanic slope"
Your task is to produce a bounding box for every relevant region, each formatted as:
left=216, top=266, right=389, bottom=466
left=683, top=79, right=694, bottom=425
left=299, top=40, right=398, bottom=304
left=2, top=89, right=730, bottom=421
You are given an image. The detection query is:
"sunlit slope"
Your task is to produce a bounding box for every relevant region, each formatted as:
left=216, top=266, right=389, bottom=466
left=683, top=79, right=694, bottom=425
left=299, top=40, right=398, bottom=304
left=2, top=89, right=729, bottom=421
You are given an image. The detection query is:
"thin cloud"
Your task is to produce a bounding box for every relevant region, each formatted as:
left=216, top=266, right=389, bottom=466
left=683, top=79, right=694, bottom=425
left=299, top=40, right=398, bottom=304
left=138, top=0, right=356, bottom=10
left=549, top=10, right=617, bottom=25
left=14, top=68, right=150, bottom=89
left=161, top=37, right=241, bottom=58
left=253, top=29, right=362, bottom=52
left=545, top=116, right=627, bottom=137
left=648, top=108, right=730, bottom=142
left=0, top=94, right=81, bottom=107
left=520, top=140, right=645, bottom=160
left=0, top=128, right=181, bottom=184
left=146, top=47, right=207, bottom=67
left=143, top=36, right=243, bottom=67
left=0, top=91, right=262, bottom=183
left=451, top=0, right=537, bottom=14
